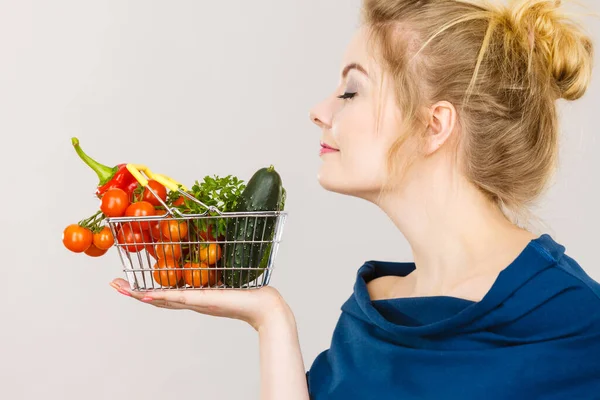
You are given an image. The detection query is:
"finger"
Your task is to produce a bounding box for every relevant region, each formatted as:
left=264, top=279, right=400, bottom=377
left=109, top=280, right=134, bottom=298
left=108, top=278, right=190, bottom=306
left=111, top=278, right=129, bottom=288
left=137, top=288, right=227, bottom=309
left=109, top=280, right=155, bottom=303
left=110, top=278, right=131, bottom=294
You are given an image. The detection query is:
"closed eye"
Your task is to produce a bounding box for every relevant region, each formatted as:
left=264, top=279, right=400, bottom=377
left=337, top=92, right=357, bottom=100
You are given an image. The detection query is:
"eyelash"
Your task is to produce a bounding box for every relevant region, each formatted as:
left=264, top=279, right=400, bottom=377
left=337, top=92, right=357, bottom=100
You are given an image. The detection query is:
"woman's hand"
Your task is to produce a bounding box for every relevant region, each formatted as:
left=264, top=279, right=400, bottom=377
left=109, top=278, right=290, bottom=331
left=110, top=278, right=309, bottom=399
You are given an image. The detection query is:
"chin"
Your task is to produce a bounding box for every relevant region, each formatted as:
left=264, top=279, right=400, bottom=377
left=317, top=164, right=347, bottom=194
left=317, top=165, right=380, bottom=201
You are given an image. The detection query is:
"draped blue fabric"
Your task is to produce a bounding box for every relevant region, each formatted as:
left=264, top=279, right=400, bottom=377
left=306, top=234, right=600, bottom=399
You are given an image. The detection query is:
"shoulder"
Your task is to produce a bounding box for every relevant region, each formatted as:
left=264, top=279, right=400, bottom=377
left=501, top=247, right=600, bottom=338
left=527, top=233, right=600, bottom=306
left=552, top=252, right=600, bottom=302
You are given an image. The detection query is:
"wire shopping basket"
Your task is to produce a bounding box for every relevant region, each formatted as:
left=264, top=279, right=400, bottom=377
left=105, top=164, right=287, bottom=292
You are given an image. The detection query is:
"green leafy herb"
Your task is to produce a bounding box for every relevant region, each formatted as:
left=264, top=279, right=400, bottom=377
left=167, top=175, right=246, bottom=238
left=190, top=175, right=246, bottom=214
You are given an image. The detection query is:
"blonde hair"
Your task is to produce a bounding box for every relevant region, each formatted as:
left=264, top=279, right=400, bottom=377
left=362, top=0, right=594, bottom=226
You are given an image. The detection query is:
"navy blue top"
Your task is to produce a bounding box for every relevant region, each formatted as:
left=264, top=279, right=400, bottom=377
left=306, top=234, right=600, bottom=399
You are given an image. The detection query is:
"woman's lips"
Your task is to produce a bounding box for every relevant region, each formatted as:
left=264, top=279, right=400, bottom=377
left=320, top=142, right=340, bottom=156
left=320, top=147, right=339, bottom=156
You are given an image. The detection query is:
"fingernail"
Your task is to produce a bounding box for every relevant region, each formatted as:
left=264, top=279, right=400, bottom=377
left=117, top=288, right=131, bottom=297
left=109, top=282, right=120, bottom=290
left=141, top=297, right=154, bottom=302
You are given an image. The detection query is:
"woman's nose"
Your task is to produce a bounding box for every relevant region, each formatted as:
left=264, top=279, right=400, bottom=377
left=309, top=102, right=331, bottom=129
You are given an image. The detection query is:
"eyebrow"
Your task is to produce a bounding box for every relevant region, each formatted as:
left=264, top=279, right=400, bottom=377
left=342, top=63, right=369, bottom=79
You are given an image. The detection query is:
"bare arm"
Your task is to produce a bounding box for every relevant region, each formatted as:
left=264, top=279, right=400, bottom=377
left=110, top=280, right=310, bottom=399
left=258, top=302, right=310, bottom=400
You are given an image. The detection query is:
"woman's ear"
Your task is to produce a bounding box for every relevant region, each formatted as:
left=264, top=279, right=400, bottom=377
left=423, top=101, right=456, bottom=155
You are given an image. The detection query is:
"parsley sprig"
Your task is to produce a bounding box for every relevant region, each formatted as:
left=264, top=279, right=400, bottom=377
left=167, top=175, right=246, bottom=237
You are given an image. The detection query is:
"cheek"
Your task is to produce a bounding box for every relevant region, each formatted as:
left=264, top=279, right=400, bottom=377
left=318, top=106, right=390, bottom=194
left=336, top=106, right=386, bottom=170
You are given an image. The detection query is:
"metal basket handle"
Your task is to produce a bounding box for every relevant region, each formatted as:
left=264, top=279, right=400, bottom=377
left=126, top=164, right=221, bottom=217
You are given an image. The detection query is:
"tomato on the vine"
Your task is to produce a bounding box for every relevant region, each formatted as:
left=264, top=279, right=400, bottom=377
left=93, top=226, right=114, bottom=250
left=124, top=201, right=155, bottom=231
left=142, top=180, right=167, bottom=207
left=100, top=188, right=130, bottom=217
left=116, top=224, right=149, bottom=252
left=63, top=224, right=93, bottom=253
left=85, top=244, right=108, bottom=257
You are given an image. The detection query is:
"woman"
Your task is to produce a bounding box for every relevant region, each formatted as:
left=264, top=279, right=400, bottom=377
left=110, top=0, right=600, bottom=398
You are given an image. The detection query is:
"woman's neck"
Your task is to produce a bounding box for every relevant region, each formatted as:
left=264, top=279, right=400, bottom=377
left=375, top=166, right=538, bottom=297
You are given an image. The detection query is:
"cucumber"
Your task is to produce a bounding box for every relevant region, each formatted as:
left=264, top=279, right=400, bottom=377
left=223, top=165, right=284, bottom=287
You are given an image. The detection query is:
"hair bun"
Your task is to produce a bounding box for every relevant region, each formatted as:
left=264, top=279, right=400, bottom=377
left=509, top=0, right=594, bottom=100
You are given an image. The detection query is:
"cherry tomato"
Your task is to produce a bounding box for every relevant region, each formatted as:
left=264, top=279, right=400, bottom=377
left=84, top=243, right=108, bottom=257
left=153, top=257, right=183, bottom=287
left=172, top=191, right=193, bottom=207
left=160, top=220, right=188, bottom=241
left=63, top=224, right=93, bottom=253
left=197, top=223, right=225, bottom=242
left=145, top=243, right=158, bottom=259
left=100, top=188, right=130, bottom=217
left=155, top=243, right=182, bottom=260
left=150, top=209, right=168, bottom=240
left=142, top=180, right=167, bottom=207
left=154, top=208, right=169, bottom=216
left=173, top=196, right=185, bottom=206
left=199, top=243, right=222, bottom=265
left=124, top=201, right=155, bottom=231
left=92, top=226, right=114, bottom=250
left=183, top=262, right=218, bottom=288
left=116, top=224, right=149, bottom=252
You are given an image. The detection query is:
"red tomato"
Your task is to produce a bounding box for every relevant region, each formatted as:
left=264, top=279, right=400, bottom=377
left=92, top=226, right=114, bottom=250
left=199, top=243, right=222, bottom=265
left=124, top=201, right=155, bottom=231
left=150, top=208, right=168, bottom=240
left=197, top=224, right=225, bottom=242
left=142, top=180, right=167, bottom=207
left=155, top=243, right=182, bottom=260
left=116, top=224, right=149, bottom=252
left=172, top=191, right=193, bottom=207
left=63, top=224, right=93, bottom=253
left=84, top=243, right=108, bottom=257
left=145, top=243, right=158, bottom=259
left=160, top=220, right=188, bottom=241
left=100, top=188, right=130, bottom=217
left=152, top=257, right=183, bottom=287
left=183, top=261, right=219, bottom=287
left=173, top=196, right=185, bottom=206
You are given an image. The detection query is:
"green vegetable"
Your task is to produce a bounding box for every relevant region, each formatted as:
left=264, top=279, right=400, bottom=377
left=168, top=175, right=246, bottom=238
left=223, top=165, right=285, bottom=288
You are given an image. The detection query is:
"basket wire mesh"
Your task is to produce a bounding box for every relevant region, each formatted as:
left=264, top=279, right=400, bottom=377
left=105, top=165, right=287, bottom=291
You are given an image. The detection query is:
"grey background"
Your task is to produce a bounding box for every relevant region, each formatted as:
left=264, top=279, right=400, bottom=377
left=0, top=1, right=598, bottom=399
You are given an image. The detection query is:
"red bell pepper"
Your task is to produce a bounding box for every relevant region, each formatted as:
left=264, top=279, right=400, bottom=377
left=71, top=137, right=139, bottom=199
